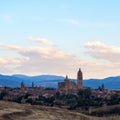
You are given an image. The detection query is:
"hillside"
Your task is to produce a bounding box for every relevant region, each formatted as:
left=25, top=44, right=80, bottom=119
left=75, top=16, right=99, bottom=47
left=0, top=101, right=90, bottom=120
left=0, top=74, right=120, bottom=89
left=0, top=101, right=119, bottom=120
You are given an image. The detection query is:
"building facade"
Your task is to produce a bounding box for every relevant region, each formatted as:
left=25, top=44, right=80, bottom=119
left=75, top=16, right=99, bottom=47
left=58, top=68, right=83, bottom=90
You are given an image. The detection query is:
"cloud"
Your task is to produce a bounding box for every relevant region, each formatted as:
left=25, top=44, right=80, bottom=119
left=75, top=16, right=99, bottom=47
left=0, top=58, right=21, bottom=65
left=0, top=39, right=120, bottom=79
left=0, top=57, right=23, bottom=74
left=85, top=41, right=120, bottom=63
left=0, top=41, right=80, bottom=77
left=0, top=43, right=24, bottom=51
left=12, top=46, right=80, bottom=77
left=28, top=36, right=55, bottom=46
left=0, top=58, right=8, bottom=65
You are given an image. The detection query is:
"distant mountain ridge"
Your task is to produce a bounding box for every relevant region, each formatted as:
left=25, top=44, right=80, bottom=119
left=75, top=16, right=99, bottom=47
left=0, top=74, right=120, bottom=90
left=0, top=74, right=64, bottom=88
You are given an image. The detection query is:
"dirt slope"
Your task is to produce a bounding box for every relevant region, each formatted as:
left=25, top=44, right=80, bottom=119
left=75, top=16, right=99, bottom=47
left=0, top=101, right=119, bottom=120
left=0, top=101, right=90, bottom=120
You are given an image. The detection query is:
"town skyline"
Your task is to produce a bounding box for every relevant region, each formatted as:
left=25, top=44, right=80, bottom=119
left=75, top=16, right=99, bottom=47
left=0, top=0, right=120, bottom=79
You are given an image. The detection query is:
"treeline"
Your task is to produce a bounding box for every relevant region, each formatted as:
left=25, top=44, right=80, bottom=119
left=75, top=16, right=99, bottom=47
left=0, top=87, right=120, bottom=116
left=5, top=88, right=119, bottom=110
left=90, top=107, right=120, bottom=117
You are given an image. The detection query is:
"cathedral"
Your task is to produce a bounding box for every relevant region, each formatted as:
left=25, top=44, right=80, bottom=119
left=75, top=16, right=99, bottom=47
left=58, top=68, right=83, bottom=90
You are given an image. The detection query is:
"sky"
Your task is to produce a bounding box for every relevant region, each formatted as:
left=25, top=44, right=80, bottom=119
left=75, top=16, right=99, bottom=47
left=0, top=0, right=120, bottom=79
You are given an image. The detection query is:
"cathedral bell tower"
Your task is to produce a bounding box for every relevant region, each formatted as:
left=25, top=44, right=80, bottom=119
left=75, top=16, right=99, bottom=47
left=77, top=68, right=83, bottom=89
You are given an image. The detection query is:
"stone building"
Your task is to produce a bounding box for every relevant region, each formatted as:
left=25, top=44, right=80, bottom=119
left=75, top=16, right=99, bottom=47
left=77, top=68, right=83, bottom=89
left=58, top=75, right=77, bottom=91
left=58, top=68, right=83, bottom=90
left=21, top=81, right=25, bottom=89
left=32, top=82, right=34, bottom=88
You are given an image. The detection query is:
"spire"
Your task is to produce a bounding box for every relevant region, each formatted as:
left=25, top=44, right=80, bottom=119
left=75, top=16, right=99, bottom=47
left=101, top=83, right=105, bottom=91
left=66, top=75, right=68, bottom=79
left=79, top=68, right=81, bottom=72
left=21, top=81, right=25, bottom=89
left=78, top=68, right=82, bottom=76
left=77, top=68, right=83, bottom=89
left=32, top=82, right=34, bottom=88
left=64, top=75, right=69, bottom=82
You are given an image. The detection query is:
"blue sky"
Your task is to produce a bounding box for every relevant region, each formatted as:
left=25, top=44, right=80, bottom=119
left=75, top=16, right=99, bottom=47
left=0, top=0, right=120, bottom=79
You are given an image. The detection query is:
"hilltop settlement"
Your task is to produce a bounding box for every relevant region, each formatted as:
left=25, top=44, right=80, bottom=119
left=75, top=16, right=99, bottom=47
left=0, top=68, right=120, bottom=116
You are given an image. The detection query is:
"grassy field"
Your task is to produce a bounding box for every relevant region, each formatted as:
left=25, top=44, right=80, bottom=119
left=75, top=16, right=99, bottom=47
left=0, top=101, right=119, bottom=120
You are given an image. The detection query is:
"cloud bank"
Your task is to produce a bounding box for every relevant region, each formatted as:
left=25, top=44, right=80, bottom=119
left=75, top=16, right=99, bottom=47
left=85, top=41, right=120, bottom=63
left=0, top=38, right=120, bottom=79
left=28, top=36, right=54, bottom=46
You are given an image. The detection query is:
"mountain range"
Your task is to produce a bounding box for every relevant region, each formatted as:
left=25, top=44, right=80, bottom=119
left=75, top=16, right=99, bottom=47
left=0, top=74, right=120, bottom=90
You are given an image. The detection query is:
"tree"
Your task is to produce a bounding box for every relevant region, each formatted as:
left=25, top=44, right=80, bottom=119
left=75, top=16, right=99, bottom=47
left=77, top=88, right=92, bottom=109
left=26, top=98, right=34, bottom=104
left=0, top=90, right=8, bottom=100
left=55, top=91, right=60, bottom=99
left=107, top=94, right=120, bottom=105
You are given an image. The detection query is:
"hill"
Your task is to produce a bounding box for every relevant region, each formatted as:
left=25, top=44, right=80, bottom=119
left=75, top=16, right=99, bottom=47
left=83, top=76, right=120, bottom=90
left=0, top=101, right=119, bottom=120
left=0, top=74, right=64, bottom=88
left=0, top=101, right=90, bottom=120
left=0, top=74, right=120, bottom=89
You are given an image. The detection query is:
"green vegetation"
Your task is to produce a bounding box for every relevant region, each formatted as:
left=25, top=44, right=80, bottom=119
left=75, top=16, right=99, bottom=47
left=0, top=90, right=8, bottom=100
left=106, top=94, right=120, bottom=105
left=91, top=107, right=120, bottom=117
left=1, top=87, right=120, bottom=117
left=54, top=88, right=104, bottom=110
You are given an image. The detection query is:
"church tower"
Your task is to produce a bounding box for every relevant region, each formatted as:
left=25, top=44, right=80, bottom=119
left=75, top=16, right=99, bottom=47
left=64, top=75, right=69, bottom=90
left=32, top=82, right=34, bottom=88
left=77, top=68, right=83, bottom=89
left=64, top=75, right=69, bottom=82
left=21, top=81, right=25, bottom=89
